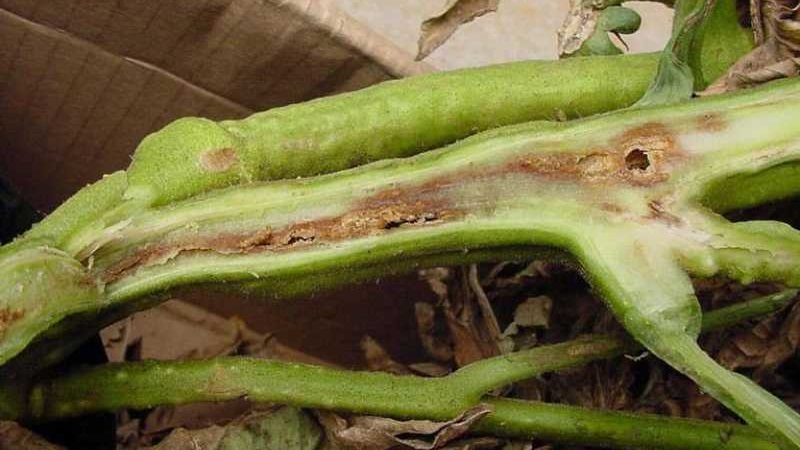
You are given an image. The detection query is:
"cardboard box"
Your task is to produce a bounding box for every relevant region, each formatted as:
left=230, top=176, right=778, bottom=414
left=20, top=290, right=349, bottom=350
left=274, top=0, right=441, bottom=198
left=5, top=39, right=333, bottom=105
left=0, top=0, right=430, bottom=211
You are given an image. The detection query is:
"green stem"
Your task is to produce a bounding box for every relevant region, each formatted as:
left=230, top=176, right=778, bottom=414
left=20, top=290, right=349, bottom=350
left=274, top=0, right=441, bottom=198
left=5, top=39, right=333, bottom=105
left=11, top=54, right=662, bottom=254
left=24, top=291, right=793, bottom=449
left=125, top=53, right=661, bottom=206
left=480, top=398, right=779, bottom=450
left=3, top=79, right=800, bottom=443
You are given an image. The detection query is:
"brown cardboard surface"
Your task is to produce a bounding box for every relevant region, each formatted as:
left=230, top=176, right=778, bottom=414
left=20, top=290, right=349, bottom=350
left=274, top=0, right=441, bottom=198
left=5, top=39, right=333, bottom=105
left=0, top=0, right=431, bottom=211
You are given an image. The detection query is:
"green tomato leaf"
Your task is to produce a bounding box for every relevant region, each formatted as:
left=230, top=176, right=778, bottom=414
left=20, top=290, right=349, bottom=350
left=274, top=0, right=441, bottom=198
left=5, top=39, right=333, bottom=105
left=573, top=6, right=643, bottom=57
left=634, top=0, right=715, bottom=106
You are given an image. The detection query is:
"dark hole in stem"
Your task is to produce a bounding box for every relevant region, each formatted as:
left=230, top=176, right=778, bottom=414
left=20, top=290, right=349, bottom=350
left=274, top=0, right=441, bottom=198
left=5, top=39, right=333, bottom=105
left=383, top=213, right=438, bottom=230
left=625, top=149, right=650, bottom=171
left=286, top=235, right=315, bottom=245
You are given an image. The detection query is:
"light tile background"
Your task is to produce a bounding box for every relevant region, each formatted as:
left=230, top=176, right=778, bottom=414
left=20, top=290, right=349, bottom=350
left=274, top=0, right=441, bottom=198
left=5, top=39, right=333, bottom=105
left=336, top=0, right=673, bottom=69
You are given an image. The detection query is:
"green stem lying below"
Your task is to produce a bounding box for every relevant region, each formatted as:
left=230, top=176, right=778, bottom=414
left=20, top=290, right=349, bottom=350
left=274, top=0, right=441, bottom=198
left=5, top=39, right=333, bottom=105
left=480, top=398, right=778, bottom=450
left=25, top=290, right=796, bottom=449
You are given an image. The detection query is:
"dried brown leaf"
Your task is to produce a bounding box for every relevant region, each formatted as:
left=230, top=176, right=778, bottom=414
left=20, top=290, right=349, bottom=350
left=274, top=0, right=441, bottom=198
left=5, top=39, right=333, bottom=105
left=147, top=426, right=226, bottom=450
left=717, top=300, right=800, bottom=374
left=759, top=299, right=800, bottom=372
left=440, top=268, right=503, bottom=366
left=440, top=436, right=507, bottom=449
left=409, top=361, right=453, bottom=377
left=0, top=422, right=63, bottom=450
left=102, top=300, right=334, bottom=365
left=360, top=335, right=411, bottom=374
left=513, top=378, right=545, bottom=402
left=443, top=298, right=499, bottom=367
left=557, top=0, right=601, bottom=56
left=546, top=359, right=635, bottom=411
left=686, top=386, right=721, bottom=420
left=702, top=0, right=800, bottom=94
left=490, top=261, right=555, bottom=290
left=416, top=0, right=500, bottom=60
left=513, top=296, right=553, bottom=328
left=664, top=375, right=722, bottom=421
left=142, top=400, right=254, bottom=438
left=702, top=42, right=800, bottom=94
left=146, top=408, right=321, bottom=450
left=319, top=405, right=493, bottom=450
left=421, top=268, right=451, bottom=302
left=415, top=302, right=454, bottom=362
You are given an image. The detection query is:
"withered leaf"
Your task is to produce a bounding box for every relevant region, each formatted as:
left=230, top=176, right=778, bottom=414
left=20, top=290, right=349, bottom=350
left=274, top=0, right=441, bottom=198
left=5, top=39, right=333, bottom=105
left=415, top=302, right=455, bottom=362
left=360, top=335, right=411, bottom=374
left=420, top=268, right=451, bottom=302
left=558, top=0, right=601, bottom=56
left=701, top=44, right=800, bottom=94
left=148, top=427, right=226, bottom=450
left=444, top=297, right=500, bottom=367
left=717, top=299, right=800, bottom=381
left=440, top=436, right=507, bottom=449
left=318, top=404, right=493, bottom=450
left=147, top=408, right=321, bottom=450
left=101, top=299, right=335, bottom=366
left=513, top=296, right=553, bottom=328
left=760, top=299, right=800, bottom=371
left=0, top=422, right=63, bottom=450
left=701, top=0, right=800, bottom=94
left=416, top=0, right=500, bottom=60
left=409, top=361, right=453, bottom=377
left=142, top=401, right=254, bottom=439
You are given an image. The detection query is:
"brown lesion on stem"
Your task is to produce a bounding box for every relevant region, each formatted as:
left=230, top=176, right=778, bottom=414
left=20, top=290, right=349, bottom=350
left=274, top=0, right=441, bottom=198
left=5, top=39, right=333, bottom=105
left=96, top=122, right=690, bottom=283
left=695, top=112, right=728, bottom=133
left=199, top=148, right=239, bottom=173
left=0, top=309, right=24, bottom=338
left=503, top=122, right=686, bottom=187
left=98, top=194, right=461, bottom=283
left=647, top=199, right=684, bottom=226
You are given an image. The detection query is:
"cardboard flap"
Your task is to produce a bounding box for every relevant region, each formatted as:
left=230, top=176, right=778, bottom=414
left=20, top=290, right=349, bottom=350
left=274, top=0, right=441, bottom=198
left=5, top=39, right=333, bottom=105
left=0, top=0, right=431, bottom=211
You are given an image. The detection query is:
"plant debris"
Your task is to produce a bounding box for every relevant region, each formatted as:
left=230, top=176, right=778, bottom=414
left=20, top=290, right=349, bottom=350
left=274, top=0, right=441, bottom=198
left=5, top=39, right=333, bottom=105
left=316, top=405, right=493, bottom=450
left=512, top=296, right=553, bottom=329
left=100, top=300, right=337, bottom=448
left=702, top=0, right=800, bottom=94
left=144, top=408, right=322, bottom=450
left=416, top=0, right=500, bottom=60
left=557, top=0, right=641, bottom=57
left=0, top=421, right=63, bottom=450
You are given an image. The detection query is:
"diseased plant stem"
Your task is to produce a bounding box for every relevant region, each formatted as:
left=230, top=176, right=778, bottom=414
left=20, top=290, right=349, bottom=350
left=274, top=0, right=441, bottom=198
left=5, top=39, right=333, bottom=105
left=25, top=290, right=794, bottom=450
left=18, top=49, right=753, bottom=255
left=3, top=78, right=800, bottom=445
